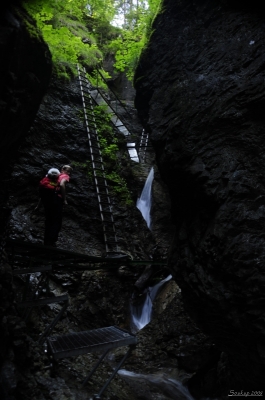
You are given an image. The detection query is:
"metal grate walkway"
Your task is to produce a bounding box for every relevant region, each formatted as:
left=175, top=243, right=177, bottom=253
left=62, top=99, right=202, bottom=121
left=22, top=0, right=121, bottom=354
left=5, top=239, right=167, bottom=275
left=47, top=326, right=137, bottom=399
left=7, top=238, right=167, bottom=271
left=47, top=325, right=137, bottom=359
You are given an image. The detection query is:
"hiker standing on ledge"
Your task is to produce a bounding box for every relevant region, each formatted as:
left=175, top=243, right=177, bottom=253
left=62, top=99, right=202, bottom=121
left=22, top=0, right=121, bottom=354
left=37, top=165, right=72, bottom=247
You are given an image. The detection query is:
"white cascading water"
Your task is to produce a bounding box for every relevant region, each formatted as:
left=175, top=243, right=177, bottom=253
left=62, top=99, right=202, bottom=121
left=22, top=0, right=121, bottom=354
left=131, top=275, right=172, bottom=331
left=118, top=370, right=196, bottom=400
left=125, top=274, right=196, bottom=400
left=136, top=167, right=154, bottom=229
left=124, top=169, right=195, bottom=399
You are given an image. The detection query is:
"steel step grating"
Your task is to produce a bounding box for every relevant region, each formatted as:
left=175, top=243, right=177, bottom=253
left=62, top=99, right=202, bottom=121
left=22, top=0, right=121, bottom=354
left=47, top=326, right=137, bottom=359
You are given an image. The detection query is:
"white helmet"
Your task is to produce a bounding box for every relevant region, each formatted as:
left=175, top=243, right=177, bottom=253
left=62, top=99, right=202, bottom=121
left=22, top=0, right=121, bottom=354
left=47, top=168, right=60, bottom=177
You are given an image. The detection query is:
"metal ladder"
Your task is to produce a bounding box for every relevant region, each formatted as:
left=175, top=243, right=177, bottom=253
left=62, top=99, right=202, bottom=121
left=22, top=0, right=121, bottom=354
left=96, top=68, right=133, bottom=120
left=139, top=129, right=149, bottom=163
left=77, top=65, right=119, bottom=255
left=77, top=65, right=139, bottom=163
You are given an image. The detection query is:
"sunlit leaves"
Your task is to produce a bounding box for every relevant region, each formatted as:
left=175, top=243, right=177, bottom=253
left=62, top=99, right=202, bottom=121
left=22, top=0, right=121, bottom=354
left=108, top=0, right=162, bottom=80
left=23, top=0, right=162, bottom=80
left=86, top=0, right=116, bottom=22
left=23, top=0, right=103, bottom=77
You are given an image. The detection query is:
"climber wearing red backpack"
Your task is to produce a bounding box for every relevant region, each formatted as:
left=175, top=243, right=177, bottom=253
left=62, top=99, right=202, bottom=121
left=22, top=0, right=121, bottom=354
left=37, top=165, right=72, bottom=246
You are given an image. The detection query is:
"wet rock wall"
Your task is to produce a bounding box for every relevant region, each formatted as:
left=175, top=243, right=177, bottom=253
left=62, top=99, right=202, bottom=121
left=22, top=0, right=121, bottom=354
left=0, top=2, right=52, bottom=171
left=0, top=2, right=51, bottom=398
left=135, top=0, right=265, bottom=393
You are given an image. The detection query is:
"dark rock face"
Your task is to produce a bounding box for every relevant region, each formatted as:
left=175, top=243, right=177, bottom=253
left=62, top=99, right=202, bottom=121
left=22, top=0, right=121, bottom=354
left=135, top=0, right=265, bottom=392
left=0, top=2, right=52, bottom=206
left=0, top=3, right=51, bottom=398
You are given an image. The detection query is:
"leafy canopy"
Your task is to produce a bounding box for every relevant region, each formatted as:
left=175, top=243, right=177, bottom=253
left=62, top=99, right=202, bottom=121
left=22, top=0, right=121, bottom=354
left=23, top=0, right=117, bottom=78
left=23, top=0, right=163, bottom=80
left=109, top=0, right=163, bottom=80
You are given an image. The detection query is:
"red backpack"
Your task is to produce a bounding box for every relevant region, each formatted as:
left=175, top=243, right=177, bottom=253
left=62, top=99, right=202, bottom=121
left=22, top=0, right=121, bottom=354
left=39, top=176, right=60, bottom=204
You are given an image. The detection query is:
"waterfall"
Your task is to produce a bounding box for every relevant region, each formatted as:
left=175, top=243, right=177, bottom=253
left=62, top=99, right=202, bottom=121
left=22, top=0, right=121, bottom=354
left=124, top=274, right=197, bottom=400
left=136, top=167, right=154, bottom=229
left=118, top=370, right=196, bottom=400
left=126, top=169, right=193, bottom=399
left=131, top=275, right=172, bottom=332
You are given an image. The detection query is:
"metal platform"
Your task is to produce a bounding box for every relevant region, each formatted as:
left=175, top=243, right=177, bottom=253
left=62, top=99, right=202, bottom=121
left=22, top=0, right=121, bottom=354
left=47, top=326, right=137, bottom=399
left=47, top=326, right=137, bottom=359
left=7, top=239, right=167, bottom=272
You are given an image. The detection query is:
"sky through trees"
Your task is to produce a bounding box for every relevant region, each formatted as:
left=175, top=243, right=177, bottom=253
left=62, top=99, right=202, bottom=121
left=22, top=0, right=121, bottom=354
left=23, top=0, right=162, bottom=80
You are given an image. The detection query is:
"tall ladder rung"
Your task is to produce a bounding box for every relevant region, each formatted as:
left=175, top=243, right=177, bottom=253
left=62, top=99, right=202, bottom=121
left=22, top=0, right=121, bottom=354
left=97, top=192, right=110, bottom=197
left=84, top=114, right=95, bottom=121
left=95, top=183, right=108, bottom=189
left=101, top=210, right=113, bottom=215
left=77, top=64, right=120, bottom=254
left=104, top=239, right=118, bottom=245
left=101, top=212, right=114, bottom=218
left=95, top=186, right=109, bottom=193
left=98, top=198, right=111, bottom=206
left=99, top=195, right=111, bottom=203
left=99, top=200, right=111, bottom=205
left=90, top=149, right=101, bottom=155
left=102, top=218, right=115, bottom=224
left=92, top=161, right=104, bottom=167
left=93, top=167, right=105, bottom=172
left=91, top=157, right=103, bottom=164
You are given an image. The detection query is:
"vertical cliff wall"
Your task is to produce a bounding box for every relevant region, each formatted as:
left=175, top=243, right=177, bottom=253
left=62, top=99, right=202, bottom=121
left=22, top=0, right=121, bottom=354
left=0, top=3, right=51, bottom=397
left=0, top=2, right=52, bottom=211
left=135, top=0, right=265, bottom=392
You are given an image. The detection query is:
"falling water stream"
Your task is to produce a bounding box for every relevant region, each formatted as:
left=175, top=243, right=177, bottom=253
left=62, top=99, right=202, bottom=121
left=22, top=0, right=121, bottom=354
left=118, top=168, right=196, bottom=399
left=121, top=274, right=195, bottom=400
left=131, top=274, right=172, bottom=331
left=136, top=167, right=154, bottom=229
left=118, top=370, right=195, bottom=400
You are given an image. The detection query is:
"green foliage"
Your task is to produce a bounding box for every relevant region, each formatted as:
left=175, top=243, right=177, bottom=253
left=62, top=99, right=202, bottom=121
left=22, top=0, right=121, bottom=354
left=86, top=0, right=116, bottom=22
left=105, top=171, right=133, bottom=205
left=71, top=160, right=93, bottom=178
left=86, top=70, right=111, bottom=91
left=108, top=0, right=163, bottom=80
left=93, top=105, right=133, bottom=205
left=23, top=0, right=103, bottom=78
left=108, top=28, right=145, bottom=80
left=23, top=0, right=163, bottom=81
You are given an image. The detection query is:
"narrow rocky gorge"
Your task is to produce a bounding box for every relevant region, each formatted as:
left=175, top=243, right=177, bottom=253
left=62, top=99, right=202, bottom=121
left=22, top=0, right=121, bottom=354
left=1, top=0, right=265, bottom=398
